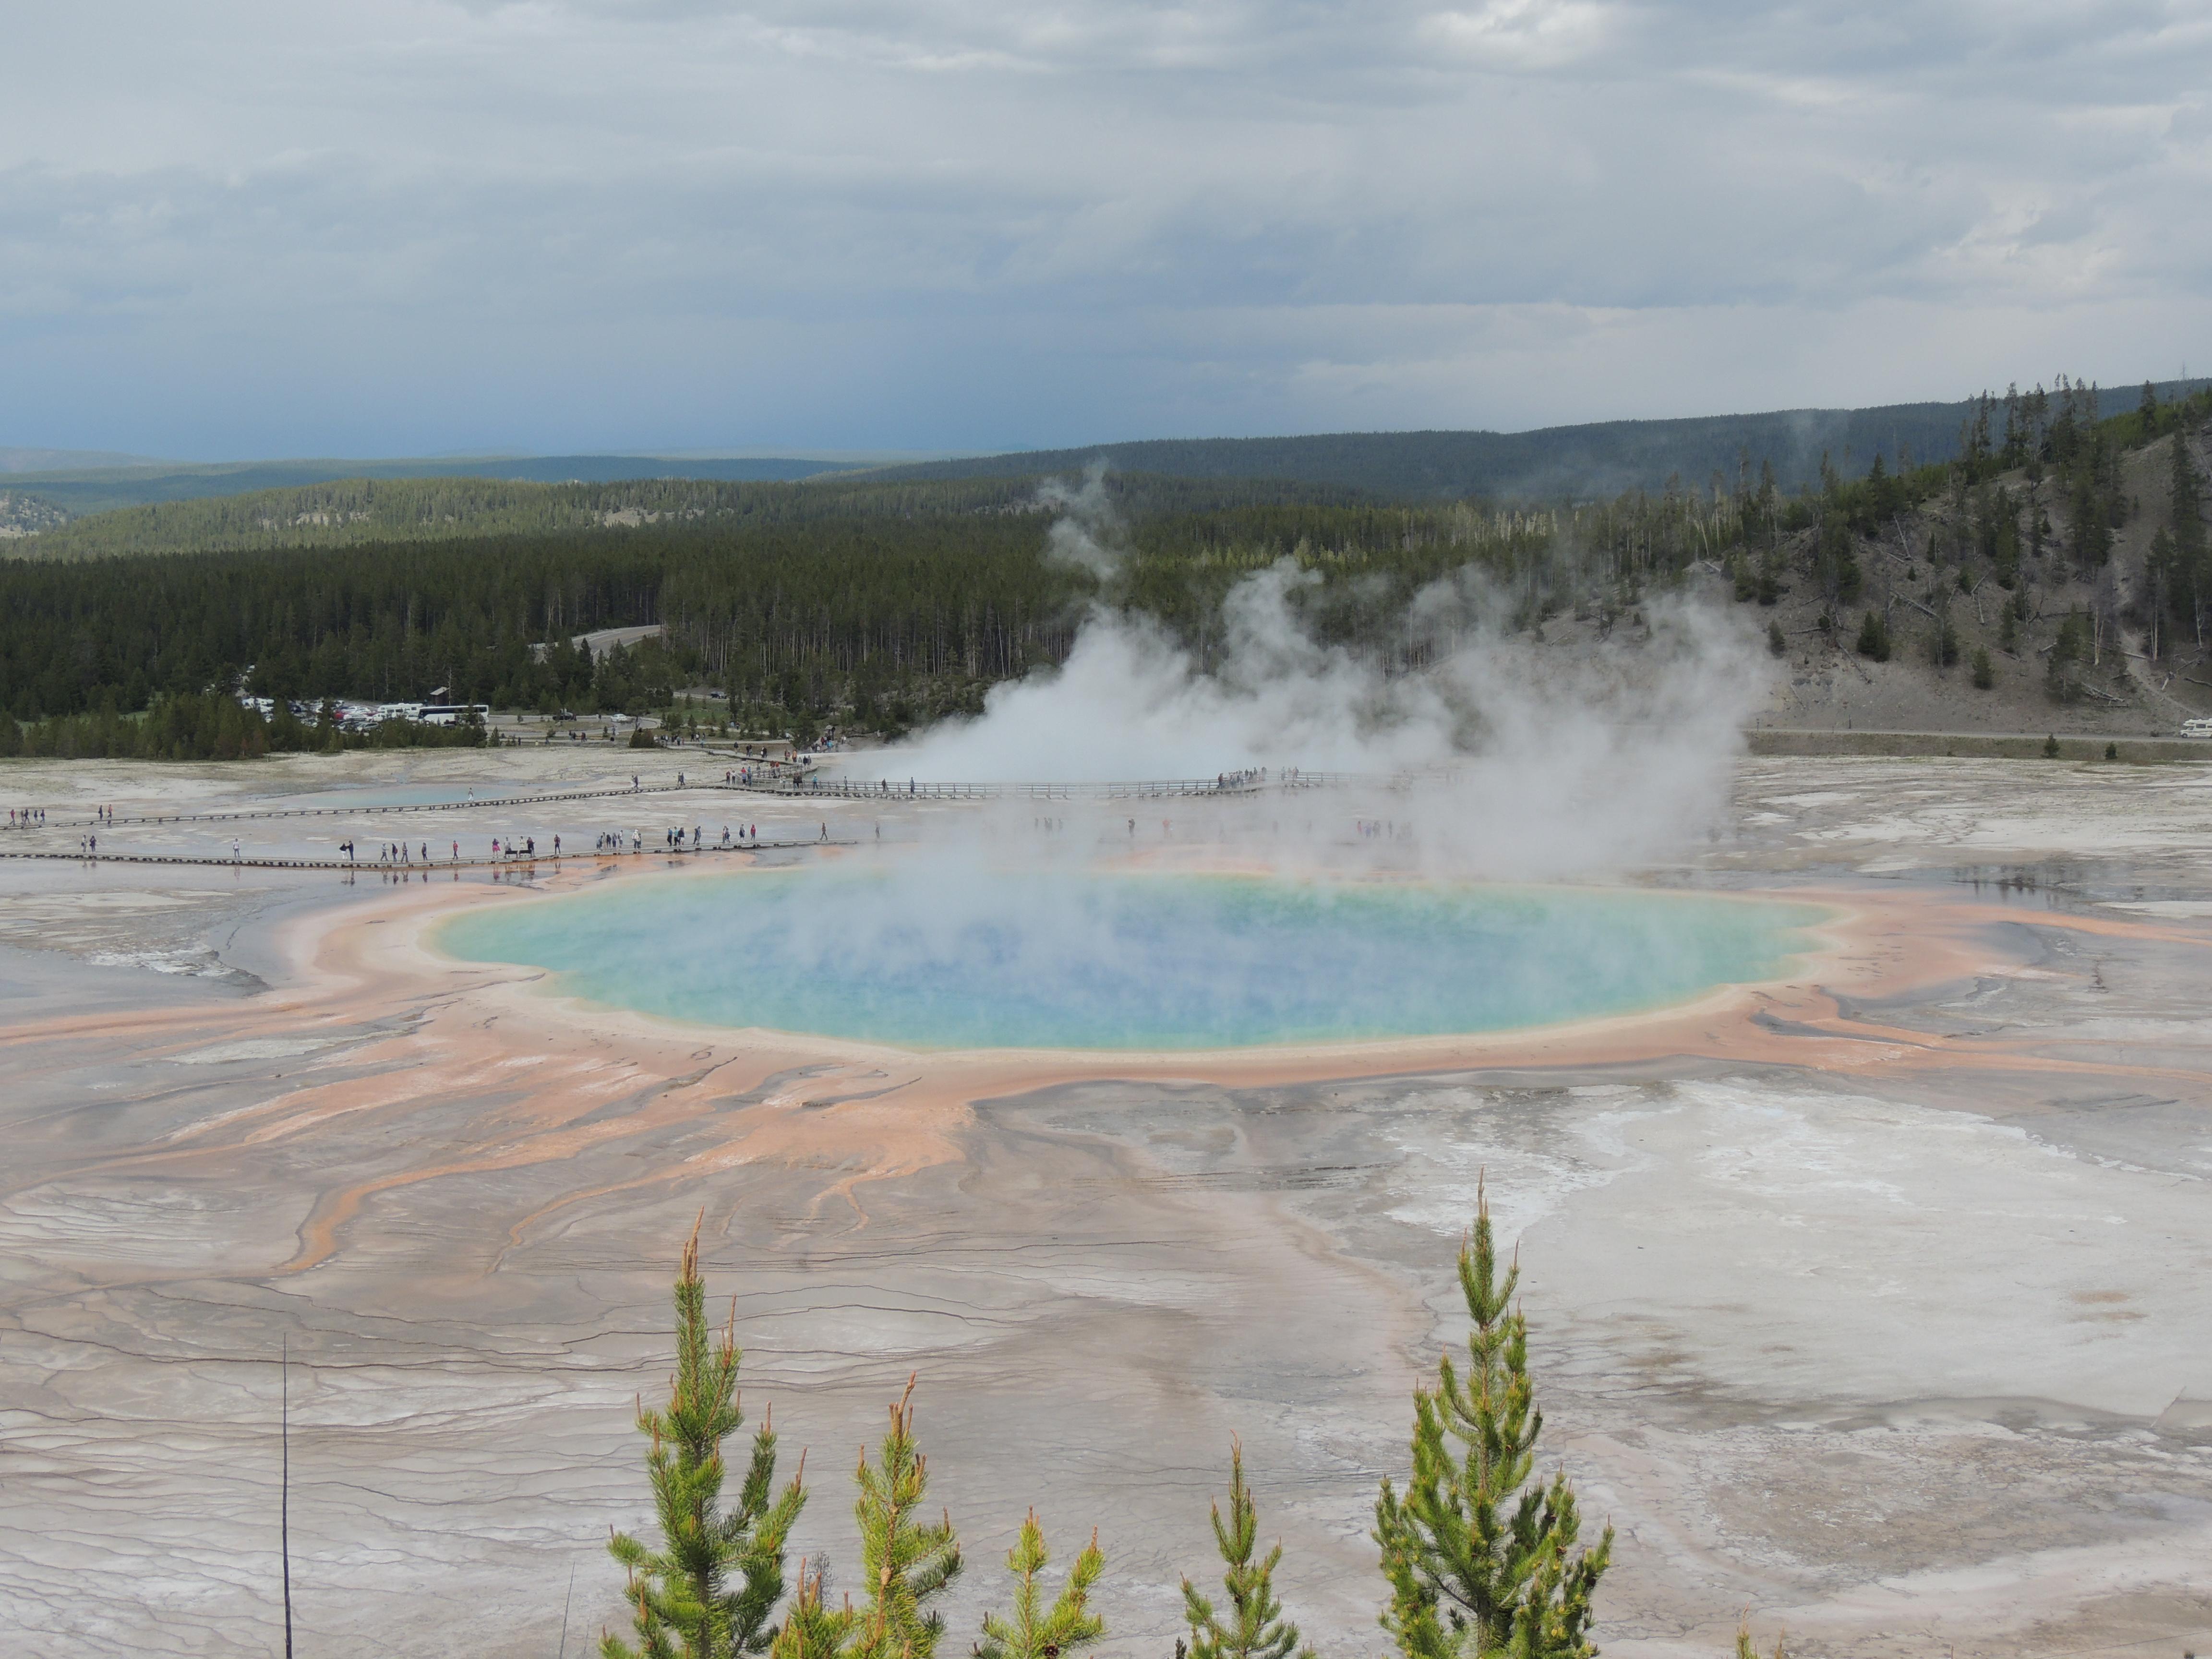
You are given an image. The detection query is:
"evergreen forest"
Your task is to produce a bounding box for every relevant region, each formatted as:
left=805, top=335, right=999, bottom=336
left=2, top=378, right=2207, bottom=761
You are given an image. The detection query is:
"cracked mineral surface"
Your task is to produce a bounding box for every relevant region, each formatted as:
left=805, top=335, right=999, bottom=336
left=1, top=747, right=2209, bottom=1657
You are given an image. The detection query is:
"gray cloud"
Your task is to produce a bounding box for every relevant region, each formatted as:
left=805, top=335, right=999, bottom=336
left=1, top=1, right=2205, bottom=456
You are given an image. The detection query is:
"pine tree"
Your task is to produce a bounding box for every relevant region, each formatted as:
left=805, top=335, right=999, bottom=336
left=1930, top=603, right=1960, bottom=669
left=1374, top=1178, right=1613, bottom=1659
left=2046, top=611, right=2089, bottom=702
left=1971, top=648, right=1994, bottom=690
left=1854, top=610, right=1890, bottom=662
left=2170, top=434, right=2208, bottom=650
left=974, top=1513, right=1106, bottom=1659
left=850, top=1378, right=963, bottom=1659
left=605, top=1224, right=808, bottom=1659
left=2176, top=433, right=2207, bottom=562
left=1182, top=1440, right=1312, bottom=1659
left=764, top=1379, right=968, bottom=1659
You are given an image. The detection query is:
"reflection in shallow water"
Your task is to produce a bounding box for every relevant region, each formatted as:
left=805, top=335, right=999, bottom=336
left=440, top=869, right=1823, bottom=1051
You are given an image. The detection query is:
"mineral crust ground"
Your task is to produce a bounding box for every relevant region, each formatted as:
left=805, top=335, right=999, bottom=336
left=2, top=745, right=2209, bottom=1658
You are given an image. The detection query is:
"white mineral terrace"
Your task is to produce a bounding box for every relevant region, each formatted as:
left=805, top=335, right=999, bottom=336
left=0, top=742, right=2208, bottom=1659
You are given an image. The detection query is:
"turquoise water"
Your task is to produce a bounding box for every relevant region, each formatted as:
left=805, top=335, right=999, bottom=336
left=437, top=870, right=1823, bottom=1051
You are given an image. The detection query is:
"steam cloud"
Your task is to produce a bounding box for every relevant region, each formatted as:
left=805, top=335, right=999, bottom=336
left=867, top=472, right=1772, bottom=880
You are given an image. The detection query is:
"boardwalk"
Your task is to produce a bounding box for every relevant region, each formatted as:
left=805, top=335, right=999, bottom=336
left=744, top=769, right=1370, bottom=801
left=4, top=765, right=1392, bottom=837
left=0, top=839, right=854, bottom=873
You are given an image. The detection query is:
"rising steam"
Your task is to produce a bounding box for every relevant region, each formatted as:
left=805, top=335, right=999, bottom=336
left=870, top=472, right=1771, bottom=880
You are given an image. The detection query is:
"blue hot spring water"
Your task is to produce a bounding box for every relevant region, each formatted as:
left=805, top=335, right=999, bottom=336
left=436, top=870, right=1823, bottom=1051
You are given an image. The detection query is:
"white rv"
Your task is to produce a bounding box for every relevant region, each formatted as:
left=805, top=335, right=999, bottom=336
left=2182, top=718, right=2212, bottom=739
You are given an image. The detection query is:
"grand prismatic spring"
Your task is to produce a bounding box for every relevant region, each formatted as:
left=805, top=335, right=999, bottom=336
left=2, top=746, right=2210, bottom=1659
left=436, top=870, right=1824, bottom=1050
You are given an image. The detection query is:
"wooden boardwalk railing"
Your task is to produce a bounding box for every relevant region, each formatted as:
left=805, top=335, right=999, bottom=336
left=742, top=770, right=1371, bottom=801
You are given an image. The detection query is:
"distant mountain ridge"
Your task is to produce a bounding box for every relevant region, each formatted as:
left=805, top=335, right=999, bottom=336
left=10, top=377, right=2208, bottom=541
left=859, top=381, right=2212, bottom=499
left=0, top=446, right=173, bottom=474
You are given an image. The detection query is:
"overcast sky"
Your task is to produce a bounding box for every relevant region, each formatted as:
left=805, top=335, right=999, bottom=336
left=3, top=1, right=2207, bottom=459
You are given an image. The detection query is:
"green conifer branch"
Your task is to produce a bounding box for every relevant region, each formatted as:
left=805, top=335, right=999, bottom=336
left=604, top=1219, right=808, bottom=1659
left=1181, top=1439, right=1311, bottom=1659
left=849, top=1375, right=963, bottom=1659
left=974, top=1512, right=1106, bottom=1659
left=1374, top=1175, right=1614, bottom=1659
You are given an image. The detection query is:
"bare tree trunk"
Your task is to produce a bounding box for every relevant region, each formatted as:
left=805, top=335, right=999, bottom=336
left=281, top=1337, right=294, bottom=1659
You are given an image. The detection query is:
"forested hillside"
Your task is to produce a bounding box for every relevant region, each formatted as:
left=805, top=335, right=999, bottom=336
left=0, top=491, right=68, bottom=538
left=16, top=378, right=2208, bottom=541
left=1731, top=378, right=2212, bottom=733
left=14, top=472, right=1373, bottom=561
left=0, top=491, right=1528, bottom=740
left=0, top=451, right=879, bottom=518
left=5, top=378, right=2208, bottom=759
